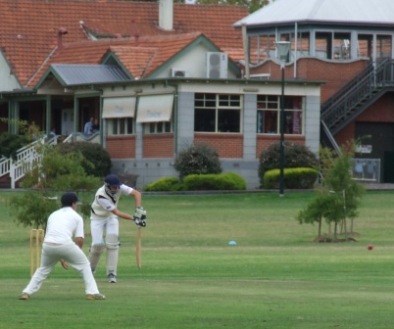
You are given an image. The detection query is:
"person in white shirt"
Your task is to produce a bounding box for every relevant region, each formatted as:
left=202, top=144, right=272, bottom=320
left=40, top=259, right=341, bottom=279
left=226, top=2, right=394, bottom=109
left=19, top=192, right=105, bottom=301
left=84, top=117, right=94, bottom=136
left=89, top=174, right=146, bottom=283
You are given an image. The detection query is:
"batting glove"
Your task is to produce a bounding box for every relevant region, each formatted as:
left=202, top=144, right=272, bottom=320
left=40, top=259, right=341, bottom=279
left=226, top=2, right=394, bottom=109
left=133, top=207, right=147, bottom=227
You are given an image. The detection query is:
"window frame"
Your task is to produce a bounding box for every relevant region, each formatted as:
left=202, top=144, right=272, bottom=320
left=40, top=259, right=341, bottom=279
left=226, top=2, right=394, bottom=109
left=144, top=121, right=173, bottom=134
left=106, top=118, right=134, bottom=136
left=194, top=93, right=242, bottom=133
left=256, top=95, right=304, bottom=135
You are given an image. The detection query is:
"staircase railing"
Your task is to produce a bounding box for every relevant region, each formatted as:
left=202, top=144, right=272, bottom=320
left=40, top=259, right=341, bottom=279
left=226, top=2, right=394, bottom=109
left=321, top=58, right=394, bottom=131
left=321, top=58, right=394, bottom=148
left=0, top=136, right=58, bottom=189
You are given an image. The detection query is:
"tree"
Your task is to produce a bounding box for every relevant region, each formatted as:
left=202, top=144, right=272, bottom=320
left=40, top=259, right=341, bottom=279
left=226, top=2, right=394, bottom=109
left=10, top=143, right=101, bottom=229
left=195, top=0, right=269, bottom=13
left=135, top=0, right=270, bottom=13
left=297, top=141, right=365, bottom=242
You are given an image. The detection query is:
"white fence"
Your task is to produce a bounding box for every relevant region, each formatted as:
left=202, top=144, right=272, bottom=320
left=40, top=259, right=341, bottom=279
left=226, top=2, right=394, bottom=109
left=0, top=136, right=59, bottom=189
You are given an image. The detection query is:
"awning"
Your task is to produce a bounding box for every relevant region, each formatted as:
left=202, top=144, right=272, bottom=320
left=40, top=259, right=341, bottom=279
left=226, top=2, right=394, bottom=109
left=137, top=94, right=174, bottom=123
left=102, top=97, right=136, bottom=118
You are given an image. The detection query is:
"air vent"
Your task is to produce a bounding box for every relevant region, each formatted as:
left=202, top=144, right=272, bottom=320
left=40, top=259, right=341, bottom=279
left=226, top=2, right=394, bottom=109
left=170, top=68, right=188, bottom=77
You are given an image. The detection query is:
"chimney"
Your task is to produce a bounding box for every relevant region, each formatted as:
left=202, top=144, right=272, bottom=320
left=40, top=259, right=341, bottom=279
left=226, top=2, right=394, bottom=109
left=57, top=27, right=68, bottom=49
left=159, top=0, right=173, bottom=31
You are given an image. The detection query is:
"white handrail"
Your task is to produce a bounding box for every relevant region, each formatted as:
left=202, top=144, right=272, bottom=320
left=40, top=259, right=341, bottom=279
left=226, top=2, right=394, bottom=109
left=2, top=135, right=59, bottom=188
left=1, top=133, right=74, bottom=188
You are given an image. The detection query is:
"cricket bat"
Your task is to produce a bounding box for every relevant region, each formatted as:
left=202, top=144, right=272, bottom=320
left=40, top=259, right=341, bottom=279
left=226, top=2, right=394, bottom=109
left=136, top=228, right=142, bottom=269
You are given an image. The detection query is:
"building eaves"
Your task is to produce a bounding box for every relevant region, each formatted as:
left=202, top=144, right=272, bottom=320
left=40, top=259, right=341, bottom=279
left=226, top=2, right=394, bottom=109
left=234, top=0, right=394, bottom=28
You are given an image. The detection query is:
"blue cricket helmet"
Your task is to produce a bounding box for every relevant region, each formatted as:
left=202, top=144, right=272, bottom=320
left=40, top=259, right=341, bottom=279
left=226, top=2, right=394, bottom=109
left=104, top=174, right=121, bottom=187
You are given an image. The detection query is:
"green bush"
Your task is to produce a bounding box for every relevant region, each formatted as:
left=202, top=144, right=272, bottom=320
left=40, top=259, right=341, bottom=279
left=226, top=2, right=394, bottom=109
left=174, top=143, right=222, bottom=179
left=263, top=167, right=318, bottom=189
left=56, top=141, right=112, bottom=177
left=144, top=177, right=184, bottom=192
left=258, top=142, right=319, bottom=188
left=183, top=172, right=246, bottom=191
left=0, top=132, right=28, bottom=160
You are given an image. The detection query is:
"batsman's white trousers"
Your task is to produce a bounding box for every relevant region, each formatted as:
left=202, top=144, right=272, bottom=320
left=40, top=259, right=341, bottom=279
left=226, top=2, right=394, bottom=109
left=22, top=242, right=100, bottom=295
left=90, top=216, right=119, bottom=245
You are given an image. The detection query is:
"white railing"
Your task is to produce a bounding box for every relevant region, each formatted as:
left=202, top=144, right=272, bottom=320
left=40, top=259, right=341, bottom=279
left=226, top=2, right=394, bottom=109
left=0, top=135, right=60, bottom=189
left=0, top=133, right=93, bottom=188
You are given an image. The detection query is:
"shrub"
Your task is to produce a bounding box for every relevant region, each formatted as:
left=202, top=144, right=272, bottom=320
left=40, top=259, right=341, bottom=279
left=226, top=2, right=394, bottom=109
left=183, top=172, right=246, bottom=191
left=0, top=132, right=28, bottom=160
left=263, top=167, right=318, bottom=189
left=258, top=142, right=319, bottom=187
left=144, top=177, right=184, bottom=192
left=174, top=143, right=222, bottom=179
left=56, top=141, right=112, bottom=177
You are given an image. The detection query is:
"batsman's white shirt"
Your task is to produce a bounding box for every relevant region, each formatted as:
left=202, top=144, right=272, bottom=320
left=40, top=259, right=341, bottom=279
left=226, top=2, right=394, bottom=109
left=90, top=184, right=133, bottom=220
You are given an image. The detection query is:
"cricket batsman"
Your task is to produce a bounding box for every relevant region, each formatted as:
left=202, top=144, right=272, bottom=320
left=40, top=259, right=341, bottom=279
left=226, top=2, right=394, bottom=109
left=89, top=174, right=146, bottom=283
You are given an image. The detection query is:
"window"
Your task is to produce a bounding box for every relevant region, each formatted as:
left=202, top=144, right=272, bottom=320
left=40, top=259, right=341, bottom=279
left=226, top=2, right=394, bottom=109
left=107, top=118, right=134, bottom=135
left=257, top=95, right=303, bottom=135
left=194, top=93, right=242, bottom=133
left=144, top=121, right=172, bottom=134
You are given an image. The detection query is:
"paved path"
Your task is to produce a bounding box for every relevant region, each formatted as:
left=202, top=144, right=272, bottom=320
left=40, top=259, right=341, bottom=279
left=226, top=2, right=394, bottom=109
left=362, top=183, right=394, bottom=190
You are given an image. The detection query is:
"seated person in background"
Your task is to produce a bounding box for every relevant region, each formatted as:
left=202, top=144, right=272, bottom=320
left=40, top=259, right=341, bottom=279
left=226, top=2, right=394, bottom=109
left=84, top=117, right=94, bottom=136
left=92, top=118, right=100, bottom=133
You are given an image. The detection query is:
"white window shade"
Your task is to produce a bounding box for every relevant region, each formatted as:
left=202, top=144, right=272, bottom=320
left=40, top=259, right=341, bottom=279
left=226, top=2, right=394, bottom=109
left=102, top=97, right=136, bottom=118
left=137, top=94, right=174, bottom=123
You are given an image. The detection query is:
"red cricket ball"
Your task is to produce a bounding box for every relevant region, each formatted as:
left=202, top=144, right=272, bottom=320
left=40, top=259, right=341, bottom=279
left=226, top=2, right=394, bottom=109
left=367, top=245, right=374, bottom=250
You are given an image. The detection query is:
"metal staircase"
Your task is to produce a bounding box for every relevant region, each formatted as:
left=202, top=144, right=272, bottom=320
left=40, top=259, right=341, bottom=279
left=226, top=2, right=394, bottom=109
left=321, top=57, right=394, bottom=151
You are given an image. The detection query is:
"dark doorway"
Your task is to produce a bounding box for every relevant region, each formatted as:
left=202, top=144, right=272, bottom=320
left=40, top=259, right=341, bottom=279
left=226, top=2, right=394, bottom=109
left=355, top=122, right=394, bottom=182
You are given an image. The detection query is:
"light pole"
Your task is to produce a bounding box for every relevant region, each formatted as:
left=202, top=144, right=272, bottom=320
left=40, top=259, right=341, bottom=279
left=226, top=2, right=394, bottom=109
left=276, top=41, right=290, bottom=197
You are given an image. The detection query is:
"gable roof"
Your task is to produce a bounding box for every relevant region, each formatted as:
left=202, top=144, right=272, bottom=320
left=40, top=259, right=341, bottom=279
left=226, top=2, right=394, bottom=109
left=32, top=32, right=222, bottom=87
left=0, top=0, right=247, bottom=88
left=234, top=0, right=394, bottom=28
left=40, top=64, right=131, bottom=88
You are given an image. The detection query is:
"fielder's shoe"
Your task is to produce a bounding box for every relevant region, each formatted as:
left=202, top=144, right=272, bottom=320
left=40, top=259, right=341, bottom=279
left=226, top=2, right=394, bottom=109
left=107, top=272, right=117, bottom=283
left=19, top=293, right=30, bottom=300
left=86, top=293, right=106, bottom=301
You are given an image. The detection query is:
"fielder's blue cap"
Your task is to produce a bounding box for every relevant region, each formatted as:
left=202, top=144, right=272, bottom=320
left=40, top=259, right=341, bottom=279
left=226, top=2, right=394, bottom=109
left=61, top=192, right=79, bottom=207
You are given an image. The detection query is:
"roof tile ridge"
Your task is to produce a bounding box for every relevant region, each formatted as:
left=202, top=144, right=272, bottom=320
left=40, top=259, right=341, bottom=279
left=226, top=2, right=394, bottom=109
left=26, top=46, right=58, bottom=87
left=139, top=50, right=158, bottom=78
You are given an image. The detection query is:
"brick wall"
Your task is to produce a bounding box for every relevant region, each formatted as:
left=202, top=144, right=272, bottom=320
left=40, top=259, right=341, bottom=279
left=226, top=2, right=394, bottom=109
left=143, top=134, right=174, bottom=158
left=357, top=93, right=394, bottom=122
left=106, top=136, right=135, bottom=158
left=194, top=133, right=243, bottom=158
left=256, top=135, right=305, bottom=158
left=252, top=58, right=369, bottom=103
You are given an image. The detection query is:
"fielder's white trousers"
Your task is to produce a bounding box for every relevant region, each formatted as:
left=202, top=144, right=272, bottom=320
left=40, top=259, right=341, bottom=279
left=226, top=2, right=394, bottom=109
left=22, top=242, right=100, bottom=295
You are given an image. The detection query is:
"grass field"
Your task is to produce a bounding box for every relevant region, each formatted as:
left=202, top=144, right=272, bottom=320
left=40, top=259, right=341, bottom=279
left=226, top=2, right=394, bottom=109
left=1, top=190, right=394, bottom=329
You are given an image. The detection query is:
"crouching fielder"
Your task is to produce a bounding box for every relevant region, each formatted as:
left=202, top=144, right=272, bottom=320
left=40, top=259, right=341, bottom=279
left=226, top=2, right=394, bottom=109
left=89, top=174, right=146, bottom=283
left=19, top=192, right=105, bottom=301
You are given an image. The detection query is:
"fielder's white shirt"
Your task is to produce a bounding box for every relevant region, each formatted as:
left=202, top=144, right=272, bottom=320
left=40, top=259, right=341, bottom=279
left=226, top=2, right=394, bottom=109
left=44, top=207, right=84, bottom=244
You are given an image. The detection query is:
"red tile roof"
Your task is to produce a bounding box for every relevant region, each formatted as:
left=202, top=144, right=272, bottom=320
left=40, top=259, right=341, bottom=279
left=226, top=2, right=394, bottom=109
left=32, top=32, right=207, bottom=85
left=0, top=0, right=248, bottom=88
